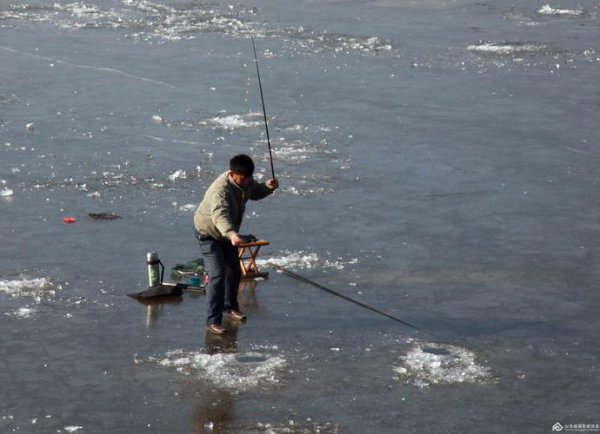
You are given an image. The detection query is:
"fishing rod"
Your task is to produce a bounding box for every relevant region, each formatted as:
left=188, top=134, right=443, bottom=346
left=250, top=36, right=276, bottom=179
left=278, top=267, right=442, bottom=339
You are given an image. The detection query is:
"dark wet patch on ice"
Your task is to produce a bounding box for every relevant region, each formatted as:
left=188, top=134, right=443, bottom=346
left=421, top=346, right=452, bottom=356
left=88, top=212, right=121, bottom=220
left=236, top=354, right=268, bottom=364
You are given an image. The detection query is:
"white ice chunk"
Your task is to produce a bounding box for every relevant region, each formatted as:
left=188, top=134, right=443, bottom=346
left=208, top=113, right=262, bottom=130
left=150, top=350, right=286, bottom=392
left=178, top=204, right=196, bottom=212
left=168, top=169, right=187, bottom=181
left=258, top=250, right=349, bottom=270
left=0, top=276, right=55, bottom=298
left=394, top=342, right=491, bottom=388
left=538, top=5, right=583, bottom=15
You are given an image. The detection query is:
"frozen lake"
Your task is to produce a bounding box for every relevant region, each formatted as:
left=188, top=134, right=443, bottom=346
left=1, top=0, right=600, bottom=432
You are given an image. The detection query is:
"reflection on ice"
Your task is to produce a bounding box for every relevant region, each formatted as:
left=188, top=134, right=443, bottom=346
left=394, top=342, right=491, bottom=388
left=145, top=350, right=286, bottom=392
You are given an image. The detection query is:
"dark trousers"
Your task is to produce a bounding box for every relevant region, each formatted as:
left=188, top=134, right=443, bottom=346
left=198, top=236, right=241, bottom=325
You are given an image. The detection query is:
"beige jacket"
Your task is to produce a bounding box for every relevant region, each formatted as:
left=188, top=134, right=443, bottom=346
left=194, top=172, right=274, bottom=240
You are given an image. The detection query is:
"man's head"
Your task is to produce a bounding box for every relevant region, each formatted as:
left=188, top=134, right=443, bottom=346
left=229, top=154, right=254, bottom=187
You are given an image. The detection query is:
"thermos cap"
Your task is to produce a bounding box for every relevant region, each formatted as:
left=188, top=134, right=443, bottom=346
left=147, top=252, right=158, bottom=261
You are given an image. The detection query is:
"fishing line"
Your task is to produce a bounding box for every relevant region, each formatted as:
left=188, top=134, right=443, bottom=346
left=250, top=36, right=276, bottom=179
left=278, top=267, right=442, bottom=339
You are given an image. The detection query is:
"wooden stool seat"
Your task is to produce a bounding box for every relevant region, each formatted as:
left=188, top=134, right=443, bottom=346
left=238, top=240, right=270, bottom=279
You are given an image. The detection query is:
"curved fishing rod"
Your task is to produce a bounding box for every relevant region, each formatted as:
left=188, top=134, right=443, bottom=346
left=250, top=36, right=275, bottom=179
left=279, top=267, right=442, bottom=340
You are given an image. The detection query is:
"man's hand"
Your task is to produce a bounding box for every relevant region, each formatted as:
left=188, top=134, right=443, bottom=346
left=230, top=233, right=244, bottom=246
left=266, top=178, right=279, bottom=190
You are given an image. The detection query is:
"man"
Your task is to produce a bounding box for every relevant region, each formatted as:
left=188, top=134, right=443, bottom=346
left=194, top=154, right=279, bottom=335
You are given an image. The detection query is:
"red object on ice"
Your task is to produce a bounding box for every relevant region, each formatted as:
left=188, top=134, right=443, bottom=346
left=63, top=217, right=76, bottom=224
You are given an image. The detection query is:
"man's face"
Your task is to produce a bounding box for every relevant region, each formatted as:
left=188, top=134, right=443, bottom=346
left=230, top=171, right=251, bottom=187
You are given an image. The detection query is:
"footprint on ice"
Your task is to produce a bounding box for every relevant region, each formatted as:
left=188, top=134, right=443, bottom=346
left=394, top=342, right=491, bottom=388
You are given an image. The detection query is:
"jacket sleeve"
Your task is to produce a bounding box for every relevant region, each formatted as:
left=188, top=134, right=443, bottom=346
left=248, top=179, right=274, bottom=201
left=210, top=191, right=237, bottom=238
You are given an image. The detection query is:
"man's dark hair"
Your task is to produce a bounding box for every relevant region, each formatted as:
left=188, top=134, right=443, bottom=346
left=230, top=154, right=255, bottom=177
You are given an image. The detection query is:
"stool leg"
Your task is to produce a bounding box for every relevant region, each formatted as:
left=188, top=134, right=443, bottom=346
left=247, top=246, right=262, bottom=274
left=238, top=246, right=249, bottom=276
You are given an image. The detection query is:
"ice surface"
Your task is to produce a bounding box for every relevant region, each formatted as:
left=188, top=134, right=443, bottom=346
left=1, top=0, right=599, bottom=431
left=0, top=276, right=55, bottom=299
left=177, top=203, right=197, bottom=212
left=152, top=114, right=165, bottom=124
left=148, top=350, right=286, bottom=392
left=0, top=1, right=391, bottom=54
left=257, top=251, right=358, bottom=271
left=168, top=169, right=187, bottom=182
left=394, top=342, right=491, bottom=388
left=538, top=5, right=583, bottom=16
left=4, top=306, right=36, bottom=319
left=208, top=113, right=263, bottom=130
left=243, top=420, right=341, bottom=433
left=467, top=42, right=548, bottom=56
left=279, top=186, right=336, bottom=196
left=271, top=140, right=335, bottom=163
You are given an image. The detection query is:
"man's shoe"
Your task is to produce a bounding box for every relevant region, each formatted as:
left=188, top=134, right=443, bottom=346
left=226, top=309, right=247, bottom=321
left=207, top=324, right=226, bottom=335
